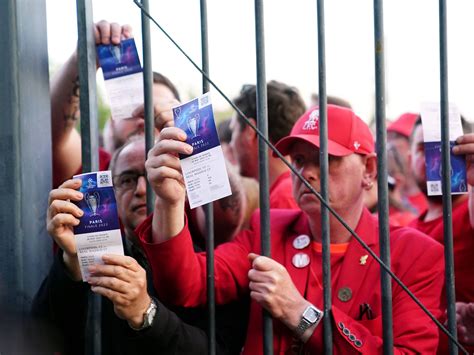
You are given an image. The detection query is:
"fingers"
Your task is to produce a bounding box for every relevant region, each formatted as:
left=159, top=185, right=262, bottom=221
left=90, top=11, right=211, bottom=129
left=148, top=127, right=192, bottom=157
left=47, top=212, right=81, bottom=232
left=49, top=199, right=84, bottom=219
left=122, top=24, right=133, bottom=39
left=89, top=255, right=141, bottom=278
left=132, top=100, right=180, bottom=132
left=248, top=253, right=282, bottom=272
left=95, top=20, right=111, bottom=44
left=109, top=22, right=122, bottom=45
left=453, top=134, right=474, bottom=155
left=102, top=254, right=141, bottom=272
left=94, top=20, right=133, bottom=45
left=154, top=99, right=180, bottom=131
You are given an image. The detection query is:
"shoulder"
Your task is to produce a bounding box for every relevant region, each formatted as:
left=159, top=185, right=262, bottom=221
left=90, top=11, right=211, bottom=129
left=391, top=225, right=444, bottom=264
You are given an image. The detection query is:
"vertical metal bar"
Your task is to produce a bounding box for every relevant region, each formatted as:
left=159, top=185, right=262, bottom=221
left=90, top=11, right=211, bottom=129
left=254, top=0, right=272, bottom=353
left=438, top=1, right=458, bottom=353
left=199, top=0, right=216, bottom=354
left=76, top=0, right=100, bottom=354
left=315, top=1, right=332, bottom=353
left=373, top=1, right=393, bottom=353
left=140, top=0, right=155, bottom=214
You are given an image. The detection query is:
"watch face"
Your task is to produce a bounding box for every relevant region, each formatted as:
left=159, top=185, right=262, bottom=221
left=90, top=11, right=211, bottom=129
left=303, top=307, right=320, bottom=323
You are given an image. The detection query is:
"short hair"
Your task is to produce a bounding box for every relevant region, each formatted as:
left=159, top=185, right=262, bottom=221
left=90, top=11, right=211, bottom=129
left=217, top=118, right=233, bottom=144
left=311, top=94, right=352, bottom=109
left=153, top=72, right=180, bottom=101
left=233, top=80, right=306, bottom=144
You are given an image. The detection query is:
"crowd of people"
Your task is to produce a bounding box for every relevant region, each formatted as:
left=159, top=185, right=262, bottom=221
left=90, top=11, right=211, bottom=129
left=32, top=20, right=474, bottom=354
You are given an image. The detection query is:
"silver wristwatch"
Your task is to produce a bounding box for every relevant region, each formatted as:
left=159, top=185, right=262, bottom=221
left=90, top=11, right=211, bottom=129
left=129, top=298, right=158, bottom=331
left=295, top=305, right=323, bottom=338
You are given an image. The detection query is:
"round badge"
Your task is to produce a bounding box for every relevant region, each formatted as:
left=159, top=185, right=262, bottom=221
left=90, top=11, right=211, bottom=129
left=337, top=287, right=352, bottom=302
left=293, top=234, right=311, bottom=250
left=292, top=253, right=310, bottom=268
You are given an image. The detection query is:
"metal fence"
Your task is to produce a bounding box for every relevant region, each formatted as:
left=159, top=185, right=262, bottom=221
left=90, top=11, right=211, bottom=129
left=0, top=0, right=465, bottom=354
left=57, top=0, right=468, bottom=353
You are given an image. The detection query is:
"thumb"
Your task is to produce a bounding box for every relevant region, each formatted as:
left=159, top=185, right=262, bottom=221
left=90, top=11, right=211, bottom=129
left=248, top=253, right=260, bottom=263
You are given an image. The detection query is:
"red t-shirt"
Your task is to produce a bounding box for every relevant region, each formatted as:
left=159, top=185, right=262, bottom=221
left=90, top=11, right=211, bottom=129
left=407, top=191, right=429, bottom=216
left=269, top=171, right=299, bottom=209
left=409, top=199, right=474, bottom=303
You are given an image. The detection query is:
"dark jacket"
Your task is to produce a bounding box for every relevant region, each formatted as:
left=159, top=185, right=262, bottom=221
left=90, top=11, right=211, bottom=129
left=32, top=244, right=249, bottom=355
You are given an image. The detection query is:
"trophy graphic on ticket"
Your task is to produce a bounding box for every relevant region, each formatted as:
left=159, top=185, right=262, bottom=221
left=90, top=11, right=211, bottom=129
left=187, top=113, right=200, bottom=138
left=85, top=191, right=101, bottom=216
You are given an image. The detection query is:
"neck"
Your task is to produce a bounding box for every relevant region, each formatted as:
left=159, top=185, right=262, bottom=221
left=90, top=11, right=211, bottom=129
left=424, top=194, right=467, bottom=222
left=268, top=154, right=290, bottom=187
left=308, top=204, right=364, bottom=244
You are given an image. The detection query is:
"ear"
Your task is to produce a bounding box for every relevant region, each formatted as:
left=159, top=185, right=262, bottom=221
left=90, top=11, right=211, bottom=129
left=362, top=153, right=377, bottom=189
left=244, top=117, right=258, bottom=143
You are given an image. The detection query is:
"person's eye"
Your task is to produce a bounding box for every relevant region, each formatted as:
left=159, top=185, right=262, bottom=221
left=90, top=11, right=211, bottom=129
left=120, top=175, right=135, bottom=187
left=291, top=155, right=304, bottom=168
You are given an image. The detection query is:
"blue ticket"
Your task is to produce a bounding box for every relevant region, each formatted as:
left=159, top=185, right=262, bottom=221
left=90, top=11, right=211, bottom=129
left=173, top=93, right=232, bottom=208
left=73, top=171, right=124, bottom=281
left=97, top=38, right=144, bottom=120
left=421, top=103, right=467, bottom=196
left=97, top=38, right=142, bottom=80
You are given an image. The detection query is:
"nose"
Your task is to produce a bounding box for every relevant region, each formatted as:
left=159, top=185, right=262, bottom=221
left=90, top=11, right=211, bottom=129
left=135, top=175, right=147, bottom=196
left=136, top=118, right=145, bottom=132
left=300, top=163, right=320, bottom=183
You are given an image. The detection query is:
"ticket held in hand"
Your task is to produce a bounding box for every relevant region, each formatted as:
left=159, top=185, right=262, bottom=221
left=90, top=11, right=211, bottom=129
left=173, top=93, right=232, bottom=209
left=73, top=171, right=124, bottom=281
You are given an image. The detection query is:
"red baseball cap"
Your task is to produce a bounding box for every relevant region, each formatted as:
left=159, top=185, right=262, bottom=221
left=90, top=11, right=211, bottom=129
left=274, top=105, right=374, bottom=157
left=387, top=112, right=418, bottom=138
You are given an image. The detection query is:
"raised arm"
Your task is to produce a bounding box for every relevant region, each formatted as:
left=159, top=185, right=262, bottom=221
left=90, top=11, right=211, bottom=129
left=51, top=21, right=132, bottom=186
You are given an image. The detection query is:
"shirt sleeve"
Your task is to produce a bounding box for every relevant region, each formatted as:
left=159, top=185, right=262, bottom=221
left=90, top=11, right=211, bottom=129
left=137, top=213, right=256, bottom=307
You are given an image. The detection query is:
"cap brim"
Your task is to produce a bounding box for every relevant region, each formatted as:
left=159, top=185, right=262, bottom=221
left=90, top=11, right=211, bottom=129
left=273, top=134, right=354, bottom=157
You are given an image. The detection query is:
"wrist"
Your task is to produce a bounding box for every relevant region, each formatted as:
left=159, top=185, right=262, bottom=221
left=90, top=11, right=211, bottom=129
left=294, top=303, right=324, bottom=342
left=152, top=199, right=186, bottom=243
left=128, top=297, right=157, bottom=331
left=63, top=252, right=82, bottom=281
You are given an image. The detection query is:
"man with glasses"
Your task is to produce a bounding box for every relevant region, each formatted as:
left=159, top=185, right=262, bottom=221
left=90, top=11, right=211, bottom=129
left=33, top=136, right=248, bottom=354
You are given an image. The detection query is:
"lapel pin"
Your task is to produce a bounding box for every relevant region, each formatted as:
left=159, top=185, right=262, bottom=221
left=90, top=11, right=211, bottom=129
left=359, top=255, right=368, bottom=265
left=338, top=286, right=353, bottom=302
left=293, top=234, right=310, bottom=250
left=292, top=253, right=310, bottom=268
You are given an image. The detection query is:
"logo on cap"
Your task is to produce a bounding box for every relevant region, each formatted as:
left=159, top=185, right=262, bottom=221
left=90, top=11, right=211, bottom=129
left=353, top=141, right=361, bottom=150
left=302, top=109, right=319, bottom=131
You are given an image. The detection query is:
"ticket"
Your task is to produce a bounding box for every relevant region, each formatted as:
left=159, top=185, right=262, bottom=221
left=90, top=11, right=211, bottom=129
left=420, top=103, right=467, bottom=196
left=73, top=171, right=124, bottom=281
left=97, top=38, right=144, bottom=120
left=173, top=93, right=232, bottom=209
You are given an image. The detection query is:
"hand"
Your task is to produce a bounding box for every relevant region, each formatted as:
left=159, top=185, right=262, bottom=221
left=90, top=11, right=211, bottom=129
left=453, top=133, right=474, bottom=186
left=145, top=127, right=192, bottom=206
left=248, top=253, right=310, bottom=331
left=132, top=98, right=180, bottom=132
left=455, top=302, right=474, bottom=345
left=47, top=179, right=84, bottom=279
left=87, top=254, right=151, bottom=328
left=94, top=20, right=133, bottom=46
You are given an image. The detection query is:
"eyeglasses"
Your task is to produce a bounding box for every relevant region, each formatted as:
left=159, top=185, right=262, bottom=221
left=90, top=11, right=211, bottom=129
left=113, top=171, right=147, bottom=191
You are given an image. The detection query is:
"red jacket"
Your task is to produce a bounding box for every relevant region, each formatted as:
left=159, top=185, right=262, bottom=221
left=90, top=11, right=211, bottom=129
left=138, top=208, right=444, bottom=354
